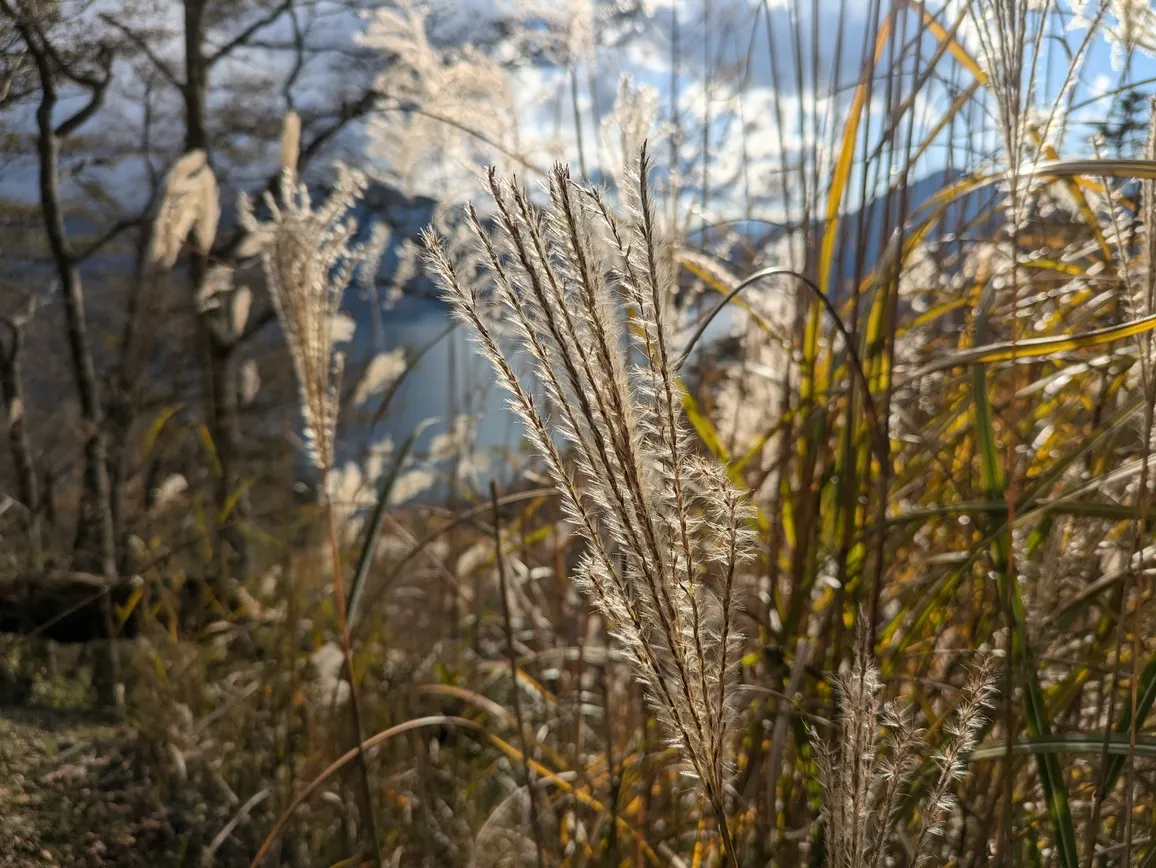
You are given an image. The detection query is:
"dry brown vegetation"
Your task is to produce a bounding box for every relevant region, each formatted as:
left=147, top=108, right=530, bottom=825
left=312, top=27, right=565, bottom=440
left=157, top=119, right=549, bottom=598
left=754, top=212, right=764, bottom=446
left=4, top=0, right=1156, bottom=866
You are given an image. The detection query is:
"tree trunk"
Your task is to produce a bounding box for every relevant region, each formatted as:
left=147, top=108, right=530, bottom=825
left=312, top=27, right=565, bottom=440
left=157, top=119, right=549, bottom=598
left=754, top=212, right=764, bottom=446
left=0, top=316, right=43, bottom=570
left=184, top=0, right=249, bottom=591
left=26, top=27, right=121, bottom=710
left=108, top=226, right=156, bottom=576
left=183, top=0, right=208, bottom=154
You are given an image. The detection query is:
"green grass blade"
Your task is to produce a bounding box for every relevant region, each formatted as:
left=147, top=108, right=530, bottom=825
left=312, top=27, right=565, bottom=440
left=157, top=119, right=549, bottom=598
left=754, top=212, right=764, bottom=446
left=347, top=434, right=416, bottom=626
left=969, top=733, right=1156, bottom=761
left=972, top=335, right=1079, bottom=868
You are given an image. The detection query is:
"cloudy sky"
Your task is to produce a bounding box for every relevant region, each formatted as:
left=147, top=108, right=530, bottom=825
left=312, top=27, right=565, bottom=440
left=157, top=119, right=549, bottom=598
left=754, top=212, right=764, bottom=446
left=4, top=0, right=1156, bottom=229
left=349, top=0, right=1156, bottom=232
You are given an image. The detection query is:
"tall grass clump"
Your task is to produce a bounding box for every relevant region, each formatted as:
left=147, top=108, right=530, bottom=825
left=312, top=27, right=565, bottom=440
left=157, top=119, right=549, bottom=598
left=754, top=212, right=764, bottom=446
left=814, top=625, right=996, bottom=868
left=424, top=146, right=757, bottom=865
left=238, top=114, right=387, bottom=861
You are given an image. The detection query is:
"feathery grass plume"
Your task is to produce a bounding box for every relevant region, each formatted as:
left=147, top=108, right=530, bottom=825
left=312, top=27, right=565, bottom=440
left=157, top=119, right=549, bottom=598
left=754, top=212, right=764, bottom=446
left=513, top=0, right=596, bottom=63
left=910, top=664, right=998, bottom=867
left=150, top=473, right=188, bottom=513
left=359, top=221, right=391, bottom=300
left=194, top=263, right=234, bottom=314
left=422, top=145, right=756, bottom=863
left=352, top=348, right=407, bottom=408
left=356, top=0, right=515, bottom=187
left=1070, top=0, right=1156, bottom=70
left=237, top=161, right=369, bottom=473
left=814, top=626, right=995, bottom=868
left=230, top=286, right=252, bottom=339
left=239, top=358, right=260, bottom=407
left=429, top=414, right=477, bottom=462
left=601, top=75, right=659, bottom=195
left=149, top=149, right=220, bottom=269
left=964, top=0, right=1034, bottom=185
left=1142, top=97, right=1156, bottom=337
left=239, top=117, right=387, bottom=861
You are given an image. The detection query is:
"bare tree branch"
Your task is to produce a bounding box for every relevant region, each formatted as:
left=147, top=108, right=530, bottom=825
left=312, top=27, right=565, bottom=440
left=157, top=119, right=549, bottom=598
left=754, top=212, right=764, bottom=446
left=98, top=13, right=181, bottom=88
left=74, top=214, right=147, bottom=262
left=25, top=17, right=106, bottom=88
left=54, top=46, right=111, bottom=137
left=206, top=0, right=293, bottom=67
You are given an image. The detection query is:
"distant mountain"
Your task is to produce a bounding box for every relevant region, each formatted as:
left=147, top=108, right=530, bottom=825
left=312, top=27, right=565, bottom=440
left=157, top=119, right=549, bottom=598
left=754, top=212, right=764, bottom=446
left=688, top=168, right=998, bottom=298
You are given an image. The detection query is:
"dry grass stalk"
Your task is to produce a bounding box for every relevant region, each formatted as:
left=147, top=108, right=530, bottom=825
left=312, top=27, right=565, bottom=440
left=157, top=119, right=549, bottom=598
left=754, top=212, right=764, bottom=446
left=490, top=480, right=547, bottom=868
left=239, top=114, right=386, bottom=865
left=814, top=625, right=995, bottom=868
left=424, top=144, right=756, bottom=865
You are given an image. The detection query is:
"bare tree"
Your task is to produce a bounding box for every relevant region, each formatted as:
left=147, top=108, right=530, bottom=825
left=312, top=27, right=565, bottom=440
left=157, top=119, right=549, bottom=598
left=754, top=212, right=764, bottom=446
left=99, top=0, right=387, bottom=597
left=0, top=0, right=121, bottom=707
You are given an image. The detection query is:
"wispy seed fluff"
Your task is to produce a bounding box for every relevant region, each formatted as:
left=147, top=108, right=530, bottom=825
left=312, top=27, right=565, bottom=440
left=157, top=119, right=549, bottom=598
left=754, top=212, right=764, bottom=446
left=813, top=626, right=996, bottom=868
left=149, top=149, right=220, bottom=270
left=422, top=145, right=757, bottom=814
left=238, top=148, right=369, bottom=474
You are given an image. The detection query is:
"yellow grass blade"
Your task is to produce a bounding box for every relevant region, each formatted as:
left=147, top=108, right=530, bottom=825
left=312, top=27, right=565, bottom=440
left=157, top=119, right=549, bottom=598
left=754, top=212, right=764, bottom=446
left=906, top=312, right=1156, bottom=379
left=818, top=12, right=894, bottom=297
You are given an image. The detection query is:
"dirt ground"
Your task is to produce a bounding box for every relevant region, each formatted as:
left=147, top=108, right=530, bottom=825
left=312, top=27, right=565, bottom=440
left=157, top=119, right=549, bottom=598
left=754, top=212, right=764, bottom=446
left=0, top=707, right=190, bottom=867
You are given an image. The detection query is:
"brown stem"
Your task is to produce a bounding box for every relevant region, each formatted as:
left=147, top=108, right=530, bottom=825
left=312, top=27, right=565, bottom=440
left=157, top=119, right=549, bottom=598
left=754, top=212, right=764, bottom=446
left=491, top=480, right=547, bottom=868
left=182, top=0, right=250, bottom=587
left=710, top=791, right=741, bottom=868
left=323, top=495, right=383, bottom=865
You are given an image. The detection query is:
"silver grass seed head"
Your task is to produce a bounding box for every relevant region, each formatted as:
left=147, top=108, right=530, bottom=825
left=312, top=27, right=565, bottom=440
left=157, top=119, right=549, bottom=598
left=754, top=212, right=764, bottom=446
left=239, top=162, right=370, bottom=474
left=424, top=150, right=757, bottom=809
left=150, top=149, right=220, bottom=270
left=280, top=110, right=301, bottom=174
